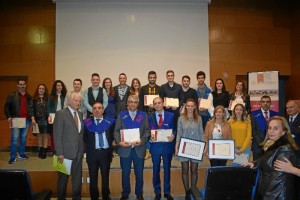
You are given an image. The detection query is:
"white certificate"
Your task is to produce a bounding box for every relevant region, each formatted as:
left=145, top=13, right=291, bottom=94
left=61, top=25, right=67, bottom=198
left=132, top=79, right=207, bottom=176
left=11, top=118, right=26, bottom=128
left=121, top=128, right=140, bottom=143
left=32, top=124, right=40, bottom=134
left=164, top=98, right=179, bottom=107
left=228, top=100, right=245, bottom=111
left=232, top=153, right=249, bottom=165
left=151, top=129, right=172, bottom=142
left=198, top=98, right=212, bottom=109
left=49, top=113, right=55, bottom=124
left=178, top=138, right=206, bottom=161
left=144, top=95, right=159, bottom=106
left=208, top=139, right=235, bottom=160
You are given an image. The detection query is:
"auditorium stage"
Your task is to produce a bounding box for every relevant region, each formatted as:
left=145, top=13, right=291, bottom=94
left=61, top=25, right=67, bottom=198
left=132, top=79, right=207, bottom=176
left=0, top=148, right=212, bottom=199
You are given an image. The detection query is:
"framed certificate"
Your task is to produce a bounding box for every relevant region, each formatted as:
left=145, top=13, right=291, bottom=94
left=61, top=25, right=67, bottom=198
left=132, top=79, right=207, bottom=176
left=208, top=139, right=235, bottom=160
left=144, top=95, right=159, bottom=106
left=164, top=97, right=179, bottom=107
left=10, top=118, right=26, bottom=128
left=198, top=98, right=212, bottom=109
left=151, top=129, right=172, bottom=142
left=120, top=128, right=140, bottom=143
left=178, top=137, right=206, bottom=161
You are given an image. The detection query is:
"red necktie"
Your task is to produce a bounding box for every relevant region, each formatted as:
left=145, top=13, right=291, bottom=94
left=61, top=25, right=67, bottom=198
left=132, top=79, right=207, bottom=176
left=264, top=111, right=269, bottom=121
left=158, top=114, right=163, bottom=128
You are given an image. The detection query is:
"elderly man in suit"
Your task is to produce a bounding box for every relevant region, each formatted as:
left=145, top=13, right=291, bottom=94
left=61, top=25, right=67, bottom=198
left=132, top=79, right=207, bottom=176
left=53, top=92, right=84, bottom=200
left=114, top=95, right=150, bottom=200
left=251, top=95, right=278, bottom=161
left=83, top=102, right=116, bottom=200
left=148, top=97, right=175, bottom=200
left=286, top=100, right=300, bottom=148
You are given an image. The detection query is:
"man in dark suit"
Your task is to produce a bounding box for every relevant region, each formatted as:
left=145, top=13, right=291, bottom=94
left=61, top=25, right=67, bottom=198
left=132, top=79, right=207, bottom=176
left=251, top=95, right=278, bottom=161
left=84, top=102, right=116, bottom=200
left=286, top=100, right=300, bottom=199
left=148, top=97, right=175, bottom=200
left=114, top=95, right=150, bottom=200
left=53, top=92, right=84, bottom=200
left=286, top=100, right=300, bottom=148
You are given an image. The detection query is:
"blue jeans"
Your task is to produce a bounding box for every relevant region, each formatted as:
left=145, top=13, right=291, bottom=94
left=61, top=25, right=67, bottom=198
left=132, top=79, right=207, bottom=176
left=10, top=119, right=30, bottom=159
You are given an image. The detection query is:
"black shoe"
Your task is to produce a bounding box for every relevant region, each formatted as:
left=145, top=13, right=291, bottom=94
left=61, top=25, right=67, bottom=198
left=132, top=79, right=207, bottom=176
left=103, top=197, right=111, bottom=200
left=164, top=194, right=174, bottom=200
left=154, top=194, right=161, bottom=200
left=41, top=148, right=47, bottom=159
left=120, top=196, right=129, bottom=200
left=137, top=195, right=144, bottom=200
left=18, top=154, right=28, bottom=160
left=8, top=158, right=16, bottom=164
left=185, top=190, right=191, bottom=200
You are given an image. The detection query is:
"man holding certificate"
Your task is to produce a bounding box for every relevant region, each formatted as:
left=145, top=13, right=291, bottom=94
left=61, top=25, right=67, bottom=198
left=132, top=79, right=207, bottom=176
left=4, top=78, right=33, bottom=165
left=148, top=97, right=175, bottom=200
left=113, top=95, right=150, bottom=200
left=159, top=70, right=184, bottom=129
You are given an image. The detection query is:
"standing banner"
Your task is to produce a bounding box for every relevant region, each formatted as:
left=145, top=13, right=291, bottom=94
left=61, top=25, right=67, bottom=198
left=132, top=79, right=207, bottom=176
left=248, top=71, right=279, bottom=112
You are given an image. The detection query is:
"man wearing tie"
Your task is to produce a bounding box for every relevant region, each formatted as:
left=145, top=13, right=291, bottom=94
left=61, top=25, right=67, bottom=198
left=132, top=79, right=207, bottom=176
left=148, top=97, right=175, bottom=200
left=251, top=95, right=278, bottom=161
left=114, top=95, right=150, bottom=200
left=83, top=102, right=116, bottom=200
left=53, top=92, right=84, bottom=200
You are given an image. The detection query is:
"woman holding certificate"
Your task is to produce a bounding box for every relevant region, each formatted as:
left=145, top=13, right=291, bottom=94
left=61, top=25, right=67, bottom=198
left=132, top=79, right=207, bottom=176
left=32, top=84, right=49, bottom=159
left=175, top=98, right=204, bottom=200
left=243, top=116, right=297, bottom=200
left=228, top=104, right=252, bottom=165
left=204, top=105, right=232, bottom=167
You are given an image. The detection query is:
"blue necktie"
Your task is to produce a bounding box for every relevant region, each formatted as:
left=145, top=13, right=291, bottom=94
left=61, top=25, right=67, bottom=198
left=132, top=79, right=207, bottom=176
left=289, top=116, right=293, bottom=127
left=96, top=119, right=104, bottom=148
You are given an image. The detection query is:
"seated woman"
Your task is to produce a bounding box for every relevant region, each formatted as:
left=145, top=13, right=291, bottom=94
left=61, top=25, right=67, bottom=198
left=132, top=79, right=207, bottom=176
left=244, top=116, right=297, bottom=200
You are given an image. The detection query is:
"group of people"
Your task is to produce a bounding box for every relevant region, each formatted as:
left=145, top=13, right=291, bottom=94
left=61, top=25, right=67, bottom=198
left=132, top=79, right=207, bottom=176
left=4, top=70, right=300, bottom=200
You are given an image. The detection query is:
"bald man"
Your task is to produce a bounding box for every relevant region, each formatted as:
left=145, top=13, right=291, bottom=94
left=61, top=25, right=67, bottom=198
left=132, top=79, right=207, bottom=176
left=286, top=100, right=300, bottom=148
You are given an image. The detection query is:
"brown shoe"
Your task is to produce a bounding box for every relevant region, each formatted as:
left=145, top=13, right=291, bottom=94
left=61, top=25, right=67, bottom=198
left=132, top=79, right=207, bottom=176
left=145, top=149, right=151, bottom=160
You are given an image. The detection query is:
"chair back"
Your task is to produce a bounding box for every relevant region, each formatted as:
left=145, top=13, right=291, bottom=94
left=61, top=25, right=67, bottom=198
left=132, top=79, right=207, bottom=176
left=203, top=166, right=256, bottom=200
left=0, top=168, right=33, bottom=200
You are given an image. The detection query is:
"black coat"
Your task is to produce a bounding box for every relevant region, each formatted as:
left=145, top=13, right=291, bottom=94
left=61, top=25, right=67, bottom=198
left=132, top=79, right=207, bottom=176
left=255, top=135, right=296, bottom=200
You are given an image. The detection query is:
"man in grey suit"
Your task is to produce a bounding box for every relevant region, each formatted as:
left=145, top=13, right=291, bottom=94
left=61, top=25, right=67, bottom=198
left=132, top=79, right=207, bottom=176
left=53, top=92, right=84, bottom=200
left=114, top=95, right=150, bottom=200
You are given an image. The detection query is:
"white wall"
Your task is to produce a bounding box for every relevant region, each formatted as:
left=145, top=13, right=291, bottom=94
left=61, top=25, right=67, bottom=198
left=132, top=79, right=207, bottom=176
left=56, top=2, right=210, bottom=91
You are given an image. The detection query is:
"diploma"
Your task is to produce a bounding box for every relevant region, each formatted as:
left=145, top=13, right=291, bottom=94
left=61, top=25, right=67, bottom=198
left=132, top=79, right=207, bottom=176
left=144, top=95, right=159, bottom=106
left=228, top=100, right=245, bottom=111
left=198, top=98, right=212, bottom=109
left=178, top=138, right=206, bottom=161
left=32, top=124, right=40, bottom=134
left=11, top=118, right=26, bottom=128
left=151, top=129, right=172, bottom=142
left=120, top=128, right=140, bottom=143
left=208, top=139, right=235, bottom=160
left=164, top=98, right=179, bottom=107
left=232, top=153, right=249, bottom=165
left=49, top=113, right=55, bottom=124
left=53, top=155, right=72, bottom=175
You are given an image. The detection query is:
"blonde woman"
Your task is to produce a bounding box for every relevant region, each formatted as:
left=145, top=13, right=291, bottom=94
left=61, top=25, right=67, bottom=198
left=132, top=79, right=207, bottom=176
left=228, top=104, right=252, bottom=165
left=205, top=105, right=232, bottom=166
left=243, top=116, right=297, bottom=200
left=175, top=98, right=204, bottom=200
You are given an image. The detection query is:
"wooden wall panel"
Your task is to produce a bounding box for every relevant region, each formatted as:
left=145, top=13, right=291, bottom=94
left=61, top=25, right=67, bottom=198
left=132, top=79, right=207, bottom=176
left=208, top=0, right=292, bottom=92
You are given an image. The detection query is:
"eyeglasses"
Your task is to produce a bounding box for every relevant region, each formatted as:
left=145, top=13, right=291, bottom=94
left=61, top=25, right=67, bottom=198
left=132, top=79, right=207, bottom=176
left=128, top=101, right=139, bottom=104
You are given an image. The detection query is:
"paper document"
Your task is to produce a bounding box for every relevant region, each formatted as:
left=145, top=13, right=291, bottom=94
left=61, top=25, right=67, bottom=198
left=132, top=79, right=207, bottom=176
left=53, top=155, right=72, bottom=175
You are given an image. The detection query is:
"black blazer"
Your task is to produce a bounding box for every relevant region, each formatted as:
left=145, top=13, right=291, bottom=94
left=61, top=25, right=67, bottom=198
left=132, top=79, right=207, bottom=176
left=83, top=117, right=114, bottom=162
